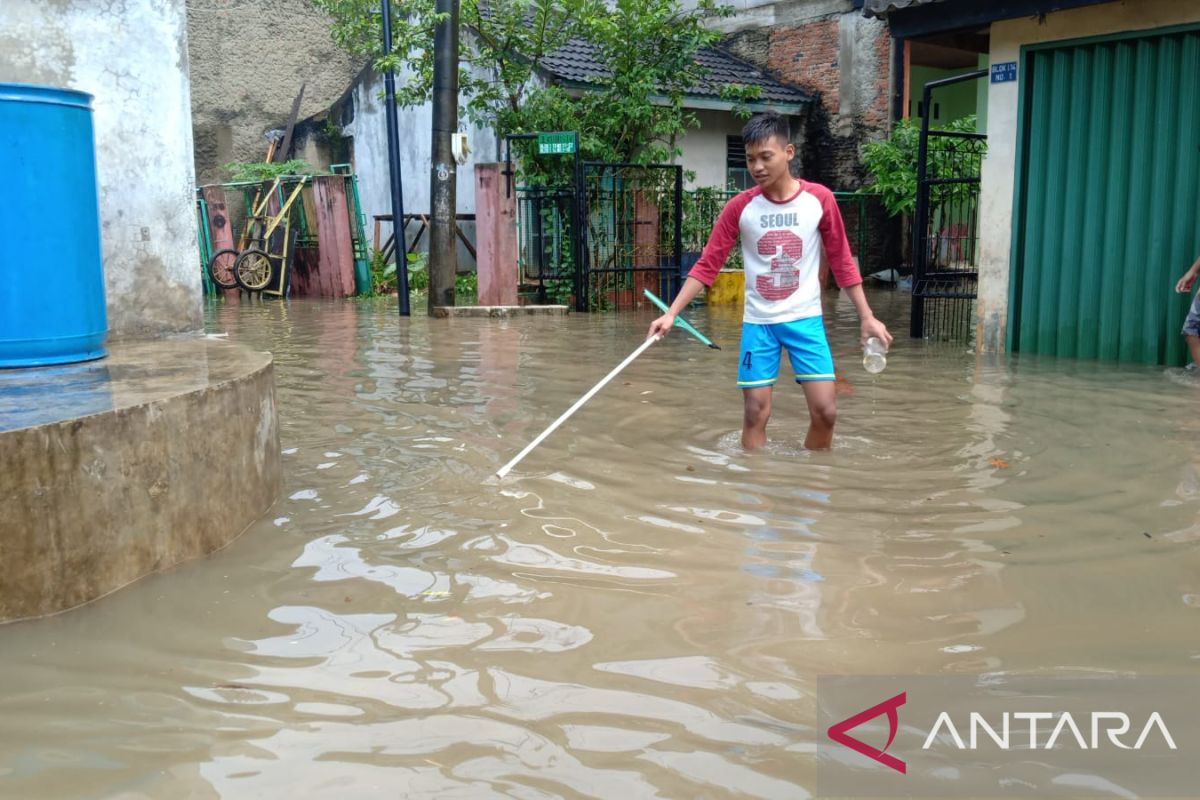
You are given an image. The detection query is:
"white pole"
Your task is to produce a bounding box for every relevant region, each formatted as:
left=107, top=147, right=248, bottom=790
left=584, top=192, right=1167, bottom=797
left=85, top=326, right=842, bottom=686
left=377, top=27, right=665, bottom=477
left=494, top=335, right=661, bottom=479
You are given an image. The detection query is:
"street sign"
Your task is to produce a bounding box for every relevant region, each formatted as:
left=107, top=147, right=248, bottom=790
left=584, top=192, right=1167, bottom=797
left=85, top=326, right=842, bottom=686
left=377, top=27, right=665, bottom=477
left=991, top=61, right=1017, bottom=83
left=537, top=131, right=576, bottom=155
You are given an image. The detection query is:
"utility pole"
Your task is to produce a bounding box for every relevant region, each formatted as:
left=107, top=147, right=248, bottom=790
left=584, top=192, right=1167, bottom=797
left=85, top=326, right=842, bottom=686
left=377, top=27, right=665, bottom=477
left=427, top=0, right=459, bottom=312
left=381, top=0, right=410, bottom=316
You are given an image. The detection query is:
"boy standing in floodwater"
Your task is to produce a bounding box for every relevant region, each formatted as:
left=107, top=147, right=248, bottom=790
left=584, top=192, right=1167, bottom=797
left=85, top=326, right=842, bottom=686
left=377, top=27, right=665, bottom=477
left=648, top=112, right=892, bottom=450
left=1175, top=253, right=1200, bottom=368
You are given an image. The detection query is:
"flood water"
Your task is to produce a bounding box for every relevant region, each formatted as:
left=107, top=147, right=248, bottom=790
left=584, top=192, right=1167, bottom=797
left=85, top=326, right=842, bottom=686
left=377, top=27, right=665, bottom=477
left=2, top=289, right=1200, bottom=798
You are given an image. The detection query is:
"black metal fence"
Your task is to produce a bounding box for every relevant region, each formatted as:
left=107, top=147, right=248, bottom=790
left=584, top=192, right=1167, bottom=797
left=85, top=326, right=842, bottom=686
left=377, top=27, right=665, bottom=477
left=911, top=70, right=988, bottom=341
left=515, top=167, right=881, bottom=312
left=681, top=189, right=878, bottom=276
left=579, top=163, right=683, bottom=312
left=516, top=186, right=576, bottom=305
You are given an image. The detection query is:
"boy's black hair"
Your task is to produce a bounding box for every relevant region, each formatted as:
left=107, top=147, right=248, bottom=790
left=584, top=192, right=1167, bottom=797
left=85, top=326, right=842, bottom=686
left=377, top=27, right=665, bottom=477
left=742, top=112, right=790, bottom=147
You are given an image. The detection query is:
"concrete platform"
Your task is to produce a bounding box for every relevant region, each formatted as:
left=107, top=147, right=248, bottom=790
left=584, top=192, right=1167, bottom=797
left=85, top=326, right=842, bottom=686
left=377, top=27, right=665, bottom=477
left=431, top=305, right=571, bottom=318
left=0, top=337, right=280, bottom=623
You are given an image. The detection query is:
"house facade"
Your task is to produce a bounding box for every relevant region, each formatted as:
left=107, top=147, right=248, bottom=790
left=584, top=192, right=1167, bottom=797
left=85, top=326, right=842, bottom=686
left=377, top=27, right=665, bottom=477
left=871, top=0, right=1200, bottom=363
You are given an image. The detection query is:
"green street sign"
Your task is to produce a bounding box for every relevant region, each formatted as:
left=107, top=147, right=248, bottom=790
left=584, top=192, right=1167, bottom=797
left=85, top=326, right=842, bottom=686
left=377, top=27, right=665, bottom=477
left=537, top=131, right=576, bottom=155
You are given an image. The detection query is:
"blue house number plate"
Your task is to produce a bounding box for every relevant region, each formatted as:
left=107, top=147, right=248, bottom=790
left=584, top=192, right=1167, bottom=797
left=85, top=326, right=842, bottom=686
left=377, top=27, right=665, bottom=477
left=991, top=62, right=1017, bottom=83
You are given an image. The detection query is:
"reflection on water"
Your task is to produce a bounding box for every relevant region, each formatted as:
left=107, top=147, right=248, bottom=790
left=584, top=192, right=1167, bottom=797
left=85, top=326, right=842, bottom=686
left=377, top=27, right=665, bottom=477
left=1, top=291, right=1199, bottom=797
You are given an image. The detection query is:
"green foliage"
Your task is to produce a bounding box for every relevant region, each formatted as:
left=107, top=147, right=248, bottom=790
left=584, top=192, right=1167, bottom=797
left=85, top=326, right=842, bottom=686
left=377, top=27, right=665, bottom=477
left=366, top=249, right=434, bottom=296
left=682, top=186, right=742, bottom=268
left=406, top=251, right=430, bottom=290
left=224, top=159, right=314, bottom=183
left=455, top=271, right=478, bottom=303
left=860, top=115, right=985, bottom=217
left=366, top=248, right=397, bottom=295
left=587, top=286, right=612, bottom=313
left=682, top=187, right=726, bottom=252
left=313, top=0, right=762, bottom=173
left=544, top=277, right=573, bottom=305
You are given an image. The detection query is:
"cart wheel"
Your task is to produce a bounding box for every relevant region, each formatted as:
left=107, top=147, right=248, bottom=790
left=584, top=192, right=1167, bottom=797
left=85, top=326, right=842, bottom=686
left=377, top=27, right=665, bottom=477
left=207, top=248, right=239, bottom=290
left=235, top=248, right=273, bottom=292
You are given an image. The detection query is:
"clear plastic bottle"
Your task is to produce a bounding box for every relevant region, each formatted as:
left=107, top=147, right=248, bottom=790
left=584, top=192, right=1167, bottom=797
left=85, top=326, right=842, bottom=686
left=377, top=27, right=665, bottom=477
left=863, top=337, right=887, bottom=374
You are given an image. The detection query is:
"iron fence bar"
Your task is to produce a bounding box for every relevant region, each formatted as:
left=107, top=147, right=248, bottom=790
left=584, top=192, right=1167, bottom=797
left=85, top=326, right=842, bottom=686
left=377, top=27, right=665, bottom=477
left=673, top=166, right=683, bottom=298
left=922, top=130, right=988, bottom=140
left=586, top=267, right=684, bottom=274
left=923, top=177, right=983, bottom=186
left=574, top=140, right=587, bottom=312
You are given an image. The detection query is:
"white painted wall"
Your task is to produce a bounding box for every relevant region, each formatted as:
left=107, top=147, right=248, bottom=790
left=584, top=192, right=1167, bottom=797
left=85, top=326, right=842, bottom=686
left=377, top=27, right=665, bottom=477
left=977, top=0, right=1200, bottom=352
left=679, top=110, right=747, bottom=189
left=344, top=68, right=495, bottom=266
left=0, top=0, right=202, bottom=337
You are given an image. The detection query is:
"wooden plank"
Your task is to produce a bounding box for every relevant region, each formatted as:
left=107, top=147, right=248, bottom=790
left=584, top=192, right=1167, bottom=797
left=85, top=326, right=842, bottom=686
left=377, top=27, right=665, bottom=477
left=311, top=176, right=356, bottom=297
left=300, top=185, right=318, bottom=244
left=276, top=83, right=306, bottom=162
left=198, top=185, right=239, bottom=298
left=199, top=186, right=234, bottom=252
left=455, top=219, right=477, bottom=260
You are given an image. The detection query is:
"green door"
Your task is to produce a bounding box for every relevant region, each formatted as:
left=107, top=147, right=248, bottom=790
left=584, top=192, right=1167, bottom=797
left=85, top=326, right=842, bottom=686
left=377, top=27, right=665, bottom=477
left=1011, top=26, right=1200, bottom=364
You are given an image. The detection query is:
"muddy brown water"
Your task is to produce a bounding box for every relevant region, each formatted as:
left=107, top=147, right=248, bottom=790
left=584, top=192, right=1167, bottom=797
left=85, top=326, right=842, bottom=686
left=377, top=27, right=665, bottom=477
left=1, top=289, right=1199, bottom=798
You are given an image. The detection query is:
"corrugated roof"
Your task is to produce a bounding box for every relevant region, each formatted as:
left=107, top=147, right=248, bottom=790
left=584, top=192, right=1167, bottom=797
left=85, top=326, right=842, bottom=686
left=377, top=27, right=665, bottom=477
left=863, top=0, right=945, bottom=17
left=540, top=37, right=810, bottom=107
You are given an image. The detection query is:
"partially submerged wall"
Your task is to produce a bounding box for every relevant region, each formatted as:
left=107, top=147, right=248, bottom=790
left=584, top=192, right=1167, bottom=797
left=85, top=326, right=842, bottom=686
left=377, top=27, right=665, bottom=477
left=0, top=0, right=203, bottom=337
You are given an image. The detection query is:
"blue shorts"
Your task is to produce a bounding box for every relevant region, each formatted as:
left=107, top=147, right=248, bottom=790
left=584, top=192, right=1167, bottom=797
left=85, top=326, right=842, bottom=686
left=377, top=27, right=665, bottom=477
left=737, top=317, right=835, bottom=387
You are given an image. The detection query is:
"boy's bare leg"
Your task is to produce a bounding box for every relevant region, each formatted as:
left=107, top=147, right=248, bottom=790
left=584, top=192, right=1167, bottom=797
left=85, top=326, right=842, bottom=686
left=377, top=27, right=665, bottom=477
left=742, top=386, right=773, bottom=450
left=1187, top=335, right=1200, bottom=367
left=800, top=381, right=838, bottom=450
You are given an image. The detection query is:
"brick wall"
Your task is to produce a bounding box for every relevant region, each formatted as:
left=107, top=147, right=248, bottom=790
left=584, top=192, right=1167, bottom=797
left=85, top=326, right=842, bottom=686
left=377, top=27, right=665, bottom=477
left=721, top=8, right=898, bottom=269
left=768, top=18, right=842, bottom=122
left=723, top=10, right=891, bottom=191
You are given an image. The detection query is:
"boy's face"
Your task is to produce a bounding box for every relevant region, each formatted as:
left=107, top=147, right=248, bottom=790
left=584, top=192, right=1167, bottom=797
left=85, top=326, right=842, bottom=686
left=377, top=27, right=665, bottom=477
left=745, top=134, right=795, bottom=188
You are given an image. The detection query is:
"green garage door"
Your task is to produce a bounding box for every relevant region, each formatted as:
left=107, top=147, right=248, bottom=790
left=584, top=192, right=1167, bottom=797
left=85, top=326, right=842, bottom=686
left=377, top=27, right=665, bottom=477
left=1011, top=26, right=1200, bottom=364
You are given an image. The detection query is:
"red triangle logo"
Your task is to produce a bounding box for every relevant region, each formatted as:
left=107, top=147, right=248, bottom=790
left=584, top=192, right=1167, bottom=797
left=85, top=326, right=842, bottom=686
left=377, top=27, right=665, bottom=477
left=827, top=691, right=907, bottom=774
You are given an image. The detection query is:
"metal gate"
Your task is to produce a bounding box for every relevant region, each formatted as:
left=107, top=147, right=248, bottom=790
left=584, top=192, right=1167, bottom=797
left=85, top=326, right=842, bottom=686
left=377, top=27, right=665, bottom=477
left=507, top=134, right=684, bottom=312
left=579, top=163, right=683, bottom=312
left=910, top=69, right=988, bottom=340
left=516, top=186, right=577, bottom=305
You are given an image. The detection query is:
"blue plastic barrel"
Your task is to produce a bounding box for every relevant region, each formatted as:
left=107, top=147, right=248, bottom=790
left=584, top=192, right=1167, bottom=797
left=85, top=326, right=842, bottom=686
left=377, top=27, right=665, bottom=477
left=0, top=83, right=107, bottom=367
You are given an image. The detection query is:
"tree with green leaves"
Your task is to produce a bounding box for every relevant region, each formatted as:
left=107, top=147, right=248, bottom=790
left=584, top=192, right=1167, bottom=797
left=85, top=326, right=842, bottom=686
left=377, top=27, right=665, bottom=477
left=311, top=0, right=760, bottom=168
left=860, top=115, right=985, bottom=217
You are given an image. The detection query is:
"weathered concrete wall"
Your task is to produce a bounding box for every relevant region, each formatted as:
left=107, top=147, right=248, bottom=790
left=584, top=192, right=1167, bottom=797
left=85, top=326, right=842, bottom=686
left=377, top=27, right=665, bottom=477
left=0, top=339, right=280, bottom=623
left=716, top=0, right=892, bottom=190
left=186, top=0, right=360, bottom=184
left=0, top=0, right=204, bottom=338
left=977, top=0, right=1200, bottom=353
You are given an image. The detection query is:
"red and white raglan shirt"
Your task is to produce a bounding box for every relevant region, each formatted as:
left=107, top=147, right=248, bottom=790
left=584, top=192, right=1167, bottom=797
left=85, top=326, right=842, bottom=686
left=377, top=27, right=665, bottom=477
left=687, top=181, right=862, bottom=324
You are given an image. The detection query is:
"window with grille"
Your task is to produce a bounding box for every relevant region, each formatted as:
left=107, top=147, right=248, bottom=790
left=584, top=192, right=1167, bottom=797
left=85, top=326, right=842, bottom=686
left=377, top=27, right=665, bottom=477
left=726, top=136, right=753, bottom=191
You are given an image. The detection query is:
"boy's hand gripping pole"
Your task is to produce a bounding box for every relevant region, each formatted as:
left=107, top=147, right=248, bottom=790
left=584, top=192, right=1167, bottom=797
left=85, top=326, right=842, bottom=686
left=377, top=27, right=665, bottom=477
left=643, top=289, right=720, bottom=349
